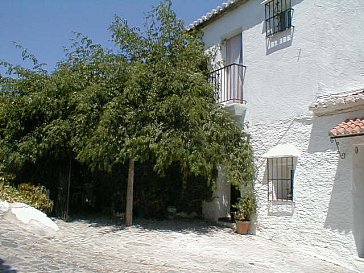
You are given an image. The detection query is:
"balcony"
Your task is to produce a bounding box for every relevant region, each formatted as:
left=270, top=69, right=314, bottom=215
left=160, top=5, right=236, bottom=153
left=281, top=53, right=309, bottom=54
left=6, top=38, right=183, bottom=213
left=209, top=63, right=246, bottom=104
left=209, top=63, right=247, bottom=126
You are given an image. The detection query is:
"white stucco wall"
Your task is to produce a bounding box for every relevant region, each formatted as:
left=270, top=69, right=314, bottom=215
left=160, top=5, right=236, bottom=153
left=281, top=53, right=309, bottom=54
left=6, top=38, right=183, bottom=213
left=250, top=110, right=364, bottom=271
left=202, top=0, right=364, bottom=123
left=202, top=166, right=231, bottom=222
left=199, top=0, right=364, bottom=271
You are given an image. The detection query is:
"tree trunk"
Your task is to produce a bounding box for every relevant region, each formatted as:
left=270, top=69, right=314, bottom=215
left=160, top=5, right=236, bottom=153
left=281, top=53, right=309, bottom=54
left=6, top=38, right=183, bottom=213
left=65, top=157, right=72, bottom=221
left=125, top=159, right=135, bottom=226
left=56, top=169, right=68, bottom=219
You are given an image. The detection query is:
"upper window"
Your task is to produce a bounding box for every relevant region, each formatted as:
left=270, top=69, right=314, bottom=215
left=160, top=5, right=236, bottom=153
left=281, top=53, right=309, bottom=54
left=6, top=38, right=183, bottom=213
left=265, top=0, right=293, bottom=37
left=267, top=156, right=295, bottom=202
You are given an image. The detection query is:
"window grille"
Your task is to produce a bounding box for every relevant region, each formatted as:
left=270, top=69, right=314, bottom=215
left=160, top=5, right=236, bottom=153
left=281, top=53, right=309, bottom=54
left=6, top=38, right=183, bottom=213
left=267, top=157, right=294, bottom=201
left=265, top=0, right=293, bottom=37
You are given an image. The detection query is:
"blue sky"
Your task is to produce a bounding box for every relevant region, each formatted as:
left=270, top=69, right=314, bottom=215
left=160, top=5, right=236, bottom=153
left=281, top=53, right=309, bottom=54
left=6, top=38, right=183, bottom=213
left=0, top=0, right=223, bottom=72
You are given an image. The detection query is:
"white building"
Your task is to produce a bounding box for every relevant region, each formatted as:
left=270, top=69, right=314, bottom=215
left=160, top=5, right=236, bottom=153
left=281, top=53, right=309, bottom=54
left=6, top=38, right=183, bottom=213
left=189, top=0, right=364, bottom=271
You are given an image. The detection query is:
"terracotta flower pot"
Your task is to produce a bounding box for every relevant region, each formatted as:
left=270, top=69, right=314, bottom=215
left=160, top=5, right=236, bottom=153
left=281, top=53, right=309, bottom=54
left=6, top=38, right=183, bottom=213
left=235, top=221, right=250, bottom=234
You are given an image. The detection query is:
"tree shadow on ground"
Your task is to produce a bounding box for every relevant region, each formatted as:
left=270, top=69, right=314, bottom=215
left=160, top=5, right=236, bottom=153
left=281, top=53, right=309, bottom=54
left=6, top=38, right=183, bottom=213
left=61, top=213, right=124, bottom=229
left=132, top=218, right=225, bottom=235
left=0, top=258, right=18, bottom=273
left=62, top=214, right=226, bottom=235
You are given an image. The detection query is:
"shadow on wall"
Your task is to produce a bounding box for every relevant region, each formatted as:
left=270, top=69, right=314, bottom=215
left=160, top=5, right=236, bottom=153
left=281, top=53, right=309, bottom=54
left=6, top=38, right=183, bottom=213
left=0, top=258, right=18, bottom=273
left=324, top=151, right=353, bottom=234
left=308, top=115, right=353, bottom=233
left=352, top=143, right=364, bottom=257
left=308, top=112, right=364, bottom=257
left=265, top=28, right=295, bottom=55
left=307, top=116, right=339, bottom=154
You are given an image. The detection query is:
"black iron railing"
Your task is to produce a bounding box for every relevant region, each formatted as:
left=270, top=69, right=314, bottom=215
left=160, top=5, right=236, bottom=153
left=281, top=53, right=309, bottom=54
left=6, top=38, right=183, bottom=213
left=209, top=63, right=246, bottom=104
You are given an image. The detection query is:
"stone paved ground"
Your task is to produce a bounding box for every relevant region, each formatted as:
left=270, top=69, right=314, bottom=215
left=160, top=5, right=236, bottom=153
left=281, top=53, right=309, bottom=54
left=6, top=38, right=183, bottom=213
left=0, top=217, right=355, bottom=273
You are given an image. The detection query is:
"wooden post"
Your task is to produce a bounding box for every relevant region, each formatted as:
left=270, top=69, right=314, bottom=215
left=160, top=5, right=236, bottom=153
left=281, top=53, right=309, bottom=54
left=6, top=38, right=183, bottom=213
left=66, top=157, right=72, bottom=221
left=125, top=159, right=135, bottom=226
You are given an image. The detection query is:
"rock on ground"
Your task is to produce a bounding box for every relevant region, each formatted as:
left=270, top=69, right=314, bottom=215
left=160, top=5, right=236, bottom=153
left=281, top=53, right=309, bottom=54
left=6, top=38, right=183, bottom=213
left=0, top=201, right=10, bottom=216
left=0, top=201, right=58, bottom=236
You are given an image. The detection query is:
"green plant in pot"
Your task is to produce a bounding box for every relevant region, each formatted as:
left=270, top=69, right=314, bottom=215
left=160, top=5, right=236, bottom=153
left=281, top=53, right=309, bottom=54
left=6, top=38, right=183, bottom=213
left=233, top=191, right=256, bottom=234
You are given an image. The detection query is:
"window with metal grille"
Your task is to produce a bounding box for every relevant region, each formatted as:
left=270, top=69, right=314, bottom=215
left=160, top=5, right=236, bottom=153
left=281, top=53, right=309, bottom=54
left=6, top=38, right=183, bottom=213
left=265, top=0, right=293, bottom=37
left=267, top=157, right=294, bottom=201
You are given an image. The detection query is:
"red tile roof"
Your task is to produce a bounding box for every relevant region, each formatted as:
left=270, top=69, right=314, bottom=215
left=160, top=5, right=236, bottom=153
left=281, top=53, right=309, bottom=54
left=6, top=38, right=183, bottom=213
left=330, top=118, right=364, bottom=138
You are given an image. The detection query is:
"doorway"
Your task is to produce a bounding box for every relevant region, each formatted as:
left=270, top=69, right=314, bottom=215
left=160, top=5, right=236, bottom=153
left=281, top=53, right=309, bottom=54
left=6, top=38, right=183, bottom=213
left=230, top=184, right=241, bottom=221
left=224, top=33, right=243, bottom=103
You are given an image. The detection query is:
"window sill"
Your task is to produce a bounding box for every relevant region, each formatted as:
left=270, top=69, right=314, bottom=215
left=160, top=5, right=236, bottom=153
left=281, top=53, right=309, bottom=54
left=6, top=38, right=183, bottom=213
left=268, top=200, right=295, bottom=216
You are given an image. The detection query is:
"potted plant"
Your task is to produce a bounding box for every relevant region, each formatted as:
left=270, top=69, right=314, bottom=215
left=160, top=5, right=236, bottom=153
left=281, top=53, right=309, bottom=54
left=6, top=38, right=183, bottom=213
left=233, top=192, right=256, bottom=235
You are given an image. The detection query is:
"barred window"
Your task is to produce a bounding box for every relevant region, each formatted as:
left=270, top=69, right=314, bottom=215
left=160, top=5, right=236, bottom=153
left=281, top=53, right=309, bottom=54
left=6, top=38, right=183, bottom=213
left=267, top=157, right=294, bottom=201
left=265, top=0, right=293, bottom=37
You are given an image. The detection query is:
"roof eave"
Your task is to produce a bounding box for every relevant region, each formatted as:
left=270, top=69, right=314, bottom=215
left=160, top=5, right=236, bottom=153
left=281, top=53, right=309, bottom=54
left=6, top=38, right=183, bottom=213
left=188, top=0, right=249, bottom=31
left=309, top=88, right=364, bottom=117
left=310, top=101, right=364, bottom=117
left=329, top=132, right=364, bottom=139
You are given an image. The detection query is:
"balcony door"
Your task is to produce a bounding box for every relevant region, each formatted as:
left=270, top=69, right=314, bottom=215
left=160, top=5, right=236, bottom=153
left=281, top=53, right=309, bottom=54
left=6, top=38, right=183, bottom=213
left=226, top=33, right=242, bottom=65
left=225, top=33, right=243, bottom=103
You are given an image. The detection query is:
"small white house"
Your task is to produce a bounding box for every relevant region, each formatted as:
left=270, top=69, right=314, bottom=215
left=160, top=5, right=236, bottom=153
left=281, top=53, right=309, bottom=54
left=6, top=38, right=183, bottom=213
left=190, top=0, right=364, bottom=271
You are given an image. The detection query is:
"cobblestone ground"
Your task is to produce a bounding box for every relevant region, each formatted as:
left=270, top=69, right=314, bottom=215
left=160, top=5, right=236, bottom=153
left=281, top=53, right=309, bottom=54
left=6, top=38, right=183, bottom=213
left=0, top=217, right=355, bottom=273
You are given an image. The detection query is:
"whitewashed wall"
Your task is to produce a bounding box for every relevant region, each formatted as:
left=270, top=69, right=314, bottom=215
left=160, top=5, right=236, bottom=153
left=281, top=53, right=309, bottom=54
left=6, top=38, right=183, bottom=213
left=199, top=0, right=364, bottom=271
left=203, top=0, right=364, bottom=123
left=251, top=110, right=364, bottom=271
left=202, top=166, right=231, bottom=222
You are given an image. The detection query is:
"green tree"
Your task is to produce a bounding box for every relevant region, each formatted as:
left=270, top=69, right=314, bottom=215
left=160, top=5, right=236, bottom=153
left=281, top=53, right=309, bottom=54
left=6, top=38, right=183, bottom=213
left=0, top=36, right=128, bottom=218
left=79, top=0, right=255, bottom=226
left=0, top=0, right=255, bottom=225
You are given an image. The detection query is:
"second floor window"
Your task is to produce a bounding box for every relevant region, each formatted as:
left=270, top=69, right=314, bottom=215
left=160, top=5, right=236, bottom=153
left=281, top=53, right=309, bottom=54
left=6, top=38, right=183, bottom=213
left=265, top=0, right=293, bottom=37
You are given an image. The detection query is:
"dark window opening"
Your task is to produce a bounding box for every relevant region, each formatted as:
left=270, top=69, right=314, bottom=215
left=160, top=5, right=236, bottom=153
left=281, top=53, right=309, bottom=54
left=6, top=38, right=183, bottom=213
left=265, top=0, right=293, bottom=37
left=267, top=156, right=294, bottom=201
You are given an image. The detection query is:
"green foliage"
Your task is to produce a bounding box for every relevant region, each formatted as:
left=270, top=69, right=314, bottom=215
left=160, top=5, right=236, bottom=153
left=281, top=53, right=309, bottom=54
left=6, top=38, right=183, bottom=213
left=93, top=0, right=255, bottom=187
left=225, top=136, right=256, bottom=188
left=0, top=182, right=53, bottom=213
left=0, top=33, right=127, bottom=169
left=233, top=188, right=256, bottom=221
left=0, top=32, right=127, bottom=215
left=0, top=0, right=256, bottom=216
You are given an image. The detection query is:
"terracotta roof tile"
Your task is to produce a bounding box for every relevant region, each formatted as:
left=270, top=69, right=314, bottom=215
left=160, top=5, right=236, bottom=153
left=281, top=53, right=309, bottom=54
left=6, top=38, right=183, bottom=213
left=329, top=117, right=364, bottom=138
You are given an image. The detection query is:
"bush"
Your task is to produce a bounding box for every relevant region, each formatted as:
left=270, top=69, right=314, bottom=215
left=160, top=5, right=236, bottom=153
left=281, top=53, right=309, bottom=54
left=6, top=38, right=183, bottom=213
left=232, top=191, right=256, bottom=222
left=0, top=182, right=53, bottom=213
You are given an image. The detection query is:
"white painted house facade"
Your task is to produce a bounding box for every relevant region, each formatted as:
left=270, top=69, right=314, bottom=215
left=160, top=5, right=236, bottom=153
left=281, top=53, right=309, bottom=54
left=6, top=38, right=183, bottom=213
left=190, top=0, right=364, bottom=271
